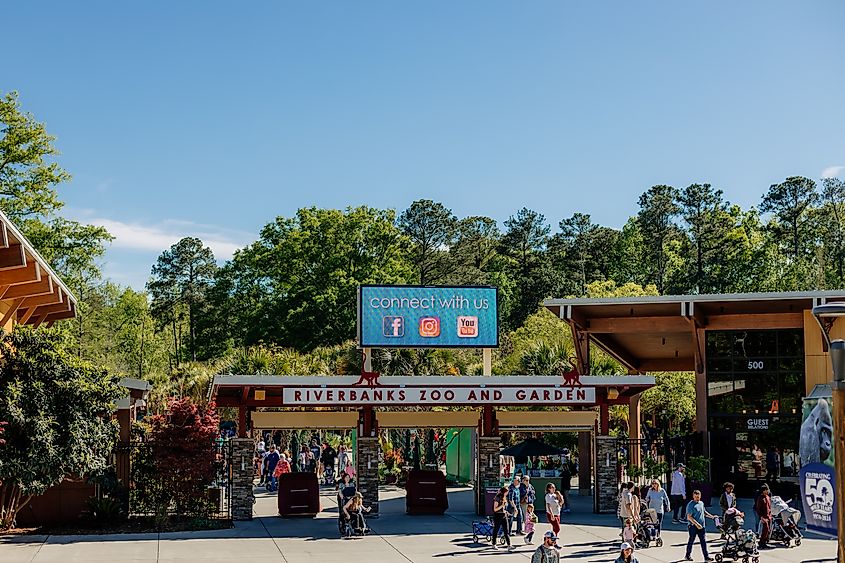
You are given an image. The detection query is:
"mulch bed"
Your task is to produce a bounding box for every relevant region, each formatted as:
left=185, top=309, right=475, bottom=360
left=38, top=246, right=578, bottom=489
left=2, top=518, right=231, bottom=536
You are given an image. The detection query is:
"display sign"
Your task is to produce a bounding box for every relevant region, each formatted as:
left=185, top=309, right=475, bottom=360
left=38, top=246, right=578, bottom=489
left=358, top=285, right=498, bottom=348
left=799, top=395, right=837, bottom=537
left=283, top=385, right=595, bottom=406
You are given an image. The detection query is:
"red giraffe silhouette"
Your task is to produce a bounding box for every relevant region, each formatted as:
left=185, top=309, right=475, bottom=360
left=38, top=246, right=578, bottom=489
left=562, top=357, right=582, bottom=387
left=354, top=350, right=381, bottom=387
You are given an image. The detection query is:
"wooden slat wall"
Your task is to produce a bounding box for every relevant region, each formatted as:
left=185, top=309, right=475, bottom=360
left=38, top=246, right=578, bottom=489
left=803, top=310, right=845, bottom=394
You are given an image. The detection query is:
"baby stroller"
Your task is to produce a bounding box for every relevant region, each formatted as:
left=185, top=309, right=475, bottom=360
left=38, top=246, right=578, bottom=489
left=715, top=510, right=759, bottom=563
left=635, top=508, right=663, bottom=548
left=471, top=518, right=508, bottom=545
left=770, top=496, right=803, bottom=547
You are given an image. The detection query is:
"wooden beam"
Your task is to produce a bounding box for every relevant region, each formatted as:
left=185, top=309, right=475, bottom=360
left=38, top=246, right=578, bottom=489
left=568, top=321, right=590, bottom=374
left=705, top=313, right=803, bottom=330
left=589, top=333, right=641, bottom=372
left=0, top=262, right=41, bottom=290
left=18, top=307, right=36, bottom=325
left=638, top=358, right=695, bottom=371
left=20, top=288, right=63, bottom=308
left=41, top=304, right=76, bottom=324
left=0, top=222, right=8, bottom=248
left=586, top=316, right=690, bottom=334
left=31, top=314, right=47, bottom=328
left=0, top=244, right=26, bottom=270
left=0, top=298, right=24, bottom=327
left=3, top=276, right=52, bottom=299
left=25, top=300, right=71, bottom=320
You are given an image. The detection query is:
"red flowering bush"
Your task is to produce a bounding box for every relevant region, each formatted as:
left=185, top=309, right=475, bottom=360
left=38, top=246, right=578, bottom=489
left=131, top=397, right=219, bottom=524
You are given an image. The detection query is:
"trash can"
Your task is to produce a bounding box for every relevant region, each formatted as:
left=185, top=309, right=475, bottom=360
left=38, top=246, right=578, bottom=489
left=278, top=472, right=320, bottom=517
left=406, top=469, right=448, bottom=514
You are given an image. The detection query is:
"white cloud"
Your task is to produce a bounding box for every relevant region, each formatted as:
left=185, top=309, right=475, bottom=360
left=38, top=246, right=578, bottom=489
left=822, top=166, right=844, bottom=179
left=88, top=217, right=250, bottom=260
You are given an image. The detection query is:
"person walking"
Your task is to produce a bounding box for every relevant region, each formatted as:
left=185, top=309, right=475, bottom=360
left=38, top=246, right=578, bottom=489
left=507, top=476, right=522, bottom=535
left=755, top=484, right=772, bottom=548
left=264, top=445, right=281, bottom=492
left=618, top=482, right=634, bottom=531
left=614, top=542, right=639, bottom=563
left=645, top=479, right=671, bottom=536
left=524, top=503, right=538, bottom=544
left=520, top=476, right=536, bottom=535
left=559, top=455, right=574, bottom=513
left=671, top=464, right=687, bottom=523
left=630, top=485, right=642, bottom=525
left=684, top=490, right=715, bottom=562
left=321, top=442, right=338, bottom=485
left=530, top=531, right=560, bottom=563
left=544, top=483, right=564, bottom=548
left=273, top=452, right=292, bottom=482
left=492, top=486, right=515, bottom=550
left=765, top=447, right=780, bottom=482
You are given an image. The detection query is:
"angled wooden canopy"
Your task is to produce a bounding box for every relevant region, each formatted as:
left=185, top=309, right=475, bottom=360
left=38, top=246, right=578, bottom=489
left=0, top=209, right=78, bottom=329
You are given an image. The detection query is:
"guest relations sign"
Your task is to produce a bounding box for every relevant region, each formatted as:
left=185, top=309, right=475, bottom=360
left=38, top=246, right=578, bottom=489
left=358, top=285, right=498, bottom=348
left=283, top=385, right=596, bottom=406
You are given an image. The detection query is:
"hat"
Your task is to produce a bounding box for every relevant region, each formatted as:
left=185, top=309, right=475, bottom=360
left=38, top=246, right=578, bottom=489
left=677, top=463, right=685, bottom=469
left=544, top=531, right=557, bottom=540
left=621, top=542, right=632, bottom=550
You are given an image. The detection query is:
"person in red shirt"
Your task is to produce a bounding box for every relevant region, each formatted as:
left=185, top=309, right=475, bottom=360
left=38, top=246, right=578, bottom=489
left=273, top=453, right=292, bottom=479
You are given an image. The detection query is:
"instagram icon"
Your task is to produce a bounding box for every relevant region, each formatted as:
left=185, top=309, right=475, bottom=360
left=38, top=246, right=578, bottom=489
left=418, top=316, right=441, bottom=338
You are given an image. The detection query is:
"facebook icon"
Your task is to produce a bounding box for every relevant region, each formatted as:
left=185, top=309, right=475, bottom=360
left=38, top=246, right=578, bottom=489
left=382, top=316, right=404, bottom=338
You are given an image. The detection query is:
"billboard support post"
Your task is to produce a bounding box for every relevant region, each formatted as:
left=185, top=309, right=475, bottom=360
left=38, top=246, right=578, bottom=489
left=483, top=349, right=492, bottom=376
left=363, top=347, right=372, bottom=372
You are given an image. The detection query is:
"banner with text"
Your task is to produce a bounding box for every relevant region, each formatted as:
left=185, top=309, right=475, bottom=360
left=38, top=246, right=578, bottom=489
left=799, top=394, right=837, bottom=537
left=283, top=386, right=595, bottom=406
left=358, top=285, right=498, bottom=348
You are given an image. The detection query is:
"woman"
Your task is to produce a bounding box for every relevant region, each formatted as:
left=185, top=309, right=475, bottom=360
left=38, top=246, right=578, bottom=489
left=492, top=486, right=514, bottom=550
left=342, top=492, right=371, bottom=535
left=630, top=485, right=642, bottom=525
left=614, top=542, right=639, bottom=563
left=645, top=479, right=671, bottom=536
left=273, top=453, right=292, bottom=479
left=719, top=482, right=738, bottom=516
left=755, top=484, right=772, bottom=547
left=545, top=482, right=564, bottom=545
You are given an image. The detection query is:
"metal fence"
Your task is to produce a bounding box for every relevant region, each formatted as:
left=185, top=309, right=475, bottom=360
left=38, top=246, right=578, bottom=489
left=113, top=439, right=233, bottom=521
left=615, top=432, right=704, bottom=488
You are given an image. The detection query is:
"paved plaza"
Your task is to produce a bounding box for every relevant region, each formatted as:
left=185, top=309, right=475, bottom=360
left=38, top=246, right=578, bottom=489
left=0, top=486, right=836, bottom=562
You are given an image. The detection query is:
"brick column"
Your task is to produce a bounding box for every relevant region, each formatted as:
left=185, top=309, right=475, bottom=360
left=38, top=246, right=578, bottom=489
left=356, top=436, right=380, bottom=515
left=594, top=435, right=618, bottom=513
left=476, top=436, right=501, bottom=515
left=230, top=437, right=255, bottom=521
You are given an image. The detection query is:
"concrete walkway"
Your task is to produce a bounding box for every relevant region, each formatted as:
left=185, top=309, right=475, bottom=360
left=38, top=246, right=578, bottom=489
left=0, top=487, right=836, bottom=562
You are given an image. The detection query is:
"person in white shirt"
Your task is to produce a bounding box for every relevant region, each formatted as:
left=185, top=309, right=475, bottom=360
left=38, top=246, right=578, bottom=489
left=670, top=463, right=687, bottom=523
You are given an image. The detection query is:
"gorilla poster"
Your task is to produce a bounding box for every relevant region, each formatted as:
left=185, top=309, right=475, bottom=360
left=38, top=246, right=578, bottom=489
left=799, top=396, right=837, bottom=536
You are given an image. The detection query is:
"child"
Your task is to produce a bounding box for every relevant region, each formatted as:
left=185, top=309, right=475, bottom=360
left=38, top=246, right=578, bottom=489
left=622, top=517, right=637, bottom=547
left=524, top=503, right=538, bottom=544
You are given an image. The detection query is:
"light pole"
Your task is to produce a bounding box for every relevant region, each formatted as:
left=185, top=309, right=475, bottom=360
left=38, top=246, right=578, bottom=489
left=811, top=303, right=845, bottom=562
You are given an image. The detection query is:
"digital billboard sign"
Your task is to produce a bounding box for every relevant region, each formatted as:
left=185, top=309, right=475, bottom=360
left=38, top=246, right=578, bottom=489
left=358, top=285, right=498, bottom=348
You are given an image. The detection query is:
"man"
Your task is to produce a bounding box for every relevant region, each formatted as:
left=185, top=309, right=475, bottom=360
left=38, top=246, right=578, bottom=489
left=559, top=456, right=574, bottom=513
left=530, top=531, right=560, bottom=563
left=520, top=475, right=536, bottom=531
left=507, top=476, right=522, bottom=534
left=264, top=445, right=281, bottom=492
left=671, top=463, right=687, bottom=523
left=321, top=442, right=338, bottom=485
left=765, top=447, right=780, bottom=482
left=684, top=489, right=715, bottom=562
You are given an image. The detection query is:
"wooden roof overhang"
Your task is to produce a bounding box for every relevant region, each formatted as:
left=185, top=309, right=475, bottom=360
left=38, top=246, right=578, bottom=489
left=544, top=291, right=845, bottom=374
left=0, top=209, right=77, bottom=327
left=209, top=374, right=656, bottom=409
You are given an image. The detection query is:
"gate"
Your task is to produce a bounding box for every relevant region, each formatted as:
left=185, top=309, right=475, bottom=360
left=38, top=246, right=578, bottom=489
left=615, top=432, right=704, bottom=488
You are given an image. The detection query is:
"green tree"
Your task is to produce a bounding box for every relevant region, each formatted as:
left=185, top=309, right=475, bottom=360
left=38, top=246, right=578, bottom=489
left=217, top=207, right=413, bottom=350
left=819, top=177, right=845, bottom=287
left=760, top=176, right=820, bottom=289
left=637, top=185, right=680, bottom=293
left=640, top=371, right=696, bottom=434
left=447, top=216, right=501, bottom=284
left=675, top=183, right=735, bottom=293
left=550, top=213, right=621, bottom=296
left=500, top=208, right=554, bottom=329
left=397, top=200, right=457, bottom=285
left=0, top=328, right=121, bottom=529
left=148, top=237, right=218, bottom=363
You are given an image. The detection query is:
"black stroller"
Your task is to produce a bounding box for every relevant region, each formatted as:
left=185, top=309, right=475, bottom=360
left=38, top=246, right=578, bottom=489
left=770, top=495, right=803, bottom=547
left=715, top=510, right=759, bottom=563
left=635, top=508, right=663, bottom=548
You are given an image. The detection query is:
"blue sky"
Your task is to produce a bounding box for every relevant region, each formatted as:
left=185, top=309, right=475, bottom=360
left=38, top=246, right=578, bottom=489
left=3, top=1, right=843, bottom=288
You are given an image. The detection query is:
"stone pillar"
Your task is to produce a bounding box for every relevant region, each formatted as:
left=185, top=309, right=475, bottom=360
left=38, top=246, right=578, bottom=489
left=476, top=436, right=501, bottom=515
left=594, top=435, right=618, bottom=513
left=356, top=436, right=380, bottom=515
left=230, top=437, right=255, bottom=521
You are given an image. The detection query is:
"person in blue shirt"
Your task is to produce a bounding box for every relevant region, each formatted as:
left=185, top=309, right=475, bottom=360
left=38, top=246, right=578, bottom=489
left=507, top=476, right=522, bottom=535
left=684, top=489, right=716, bottom=562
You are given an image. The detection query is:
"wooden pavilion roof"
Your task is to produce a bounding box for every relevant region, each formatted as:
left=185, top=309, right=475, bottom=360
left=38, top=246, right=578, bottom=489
left=0, top=208, right=77, bottom=328
left=543, top=291, right=845, bottom=373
